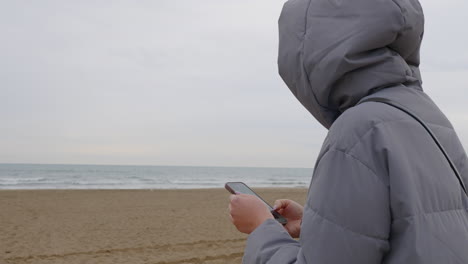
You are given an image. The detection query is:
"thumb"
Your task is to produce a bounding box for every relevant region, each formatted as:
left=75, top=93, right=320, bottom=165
left=273, top=199, right=289, bottom=211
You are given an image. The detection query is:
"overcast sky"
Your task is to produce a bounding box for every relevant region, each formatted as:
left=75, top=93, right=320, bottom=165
left=1, top=0, right=467, bottom=168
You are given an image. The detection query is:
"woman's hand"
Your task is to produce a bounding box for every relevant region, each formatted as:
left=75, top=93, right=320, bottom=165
left=273, top=199, right=303, bottom=238
left=229, top=193, right=273, bottom=234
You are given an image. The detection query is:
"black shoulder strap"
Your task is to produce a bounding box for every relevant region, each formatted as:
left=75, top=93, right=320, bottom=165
left=359, top=97, right=468, bottom=197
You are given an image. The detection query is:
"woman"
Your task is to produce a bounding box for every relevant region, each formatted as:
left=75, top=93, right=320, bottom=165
left=228, top=0, right=468, bottom=263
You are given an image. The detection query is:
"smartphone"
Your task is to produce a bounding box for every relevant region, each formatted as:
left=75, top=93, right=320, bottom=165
left=225, top=182, right=287, bottom=225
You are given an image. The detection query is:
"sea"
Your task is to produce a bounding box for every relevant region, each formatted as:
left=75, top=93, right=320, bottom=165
left=0, top=164, right=313, bottom=190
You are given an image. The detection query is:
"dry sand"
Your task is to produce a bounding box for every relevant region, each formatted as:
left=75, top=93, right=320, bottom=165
left=0, top=188, right=308, bottom=264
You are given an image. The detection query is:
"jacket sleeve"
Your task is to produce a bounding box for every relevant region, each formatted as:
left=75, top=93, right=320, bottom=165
left=243, top=149, right=391, bottom=264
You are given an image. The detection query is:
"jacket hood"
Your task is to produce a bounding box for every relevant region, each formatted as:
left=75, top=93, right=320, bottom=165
left=278, top=0, right=424, bottom=128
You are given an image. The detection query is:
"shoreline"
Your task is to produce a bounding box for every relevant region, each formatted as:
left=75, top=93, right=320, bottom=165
left=1, top=188, right=308, bottom=264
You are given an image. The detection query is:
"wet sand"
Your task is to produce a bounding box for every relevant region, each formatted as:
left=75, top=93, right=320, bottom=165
left=0, top=188, right=308, bottom=264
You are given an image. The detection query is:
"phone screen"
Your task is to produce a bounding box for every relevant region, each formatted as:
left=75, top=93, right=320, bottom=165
left=226, top=182, right=274, bottom=210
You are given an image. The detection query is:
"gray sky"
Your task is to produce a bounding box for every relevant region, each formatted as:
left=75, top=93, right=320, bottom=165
left=1, top=0, right=467, bottom=168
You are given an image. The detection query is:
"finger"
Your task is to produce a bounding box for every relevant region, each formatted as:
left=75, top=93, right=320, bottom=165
left=229, top=194, right=237, bottom=202
left=273, top=199, right=289, bottom=211
left=234, top=193, right=249, bottom=198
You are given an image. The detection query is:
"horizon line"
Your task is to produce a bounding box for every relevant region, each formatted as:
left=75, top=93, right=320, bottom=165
left=0, top=162, right=314, bottom=170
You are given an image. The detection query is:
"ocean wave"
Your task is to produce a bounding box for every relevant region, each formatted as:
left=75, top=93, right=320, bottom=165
left=0, top=164, right=313, bottom=189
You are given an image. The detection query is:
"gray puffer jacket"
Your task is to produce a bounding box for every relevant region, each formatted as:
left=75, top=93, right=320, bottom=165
left=243, top=0, right=468, bottom=263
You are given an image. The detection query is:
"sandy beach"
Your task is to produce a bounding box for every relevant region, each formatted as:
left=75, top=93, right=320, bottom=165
left=0, top=188, right=307, bottom=264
